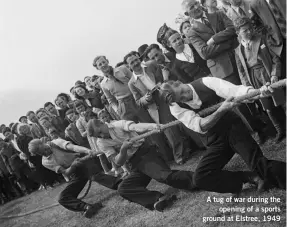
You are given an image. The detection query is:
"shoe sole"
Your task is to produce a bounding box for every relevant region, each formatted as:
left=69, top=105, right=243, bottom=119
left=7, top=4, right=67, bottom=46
left=154, top=195, right=177, bottom=212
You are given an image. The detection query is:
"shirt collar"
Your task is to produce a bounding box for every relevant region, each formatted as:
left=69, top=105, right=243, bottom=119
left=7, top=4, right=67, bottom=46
left=133, top=63, right=146, bottom=80
left=241, top=39, right=251, bottom=49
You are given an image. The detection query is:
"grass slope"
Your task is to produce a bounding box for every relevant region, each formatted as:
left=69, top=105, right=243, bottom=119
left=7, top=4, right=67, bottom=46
left=0, top=138, right=286, bottom=227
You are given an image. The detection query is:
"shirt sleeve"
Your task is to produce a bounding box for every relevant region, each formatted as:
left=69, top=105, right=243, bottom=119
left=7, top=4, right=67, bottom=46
left=42, top=158, right=61, bottom=173
left=202, top=77, right=253, bottom=99
left=52, top=138, right=71, bottom=150
left=169, top=103, right=207, bottom=134
left=110, top=120, right=135, bottom=132
left=97, top=140, right=117, bottom=158
left=76, top=119, right=86, bottom=137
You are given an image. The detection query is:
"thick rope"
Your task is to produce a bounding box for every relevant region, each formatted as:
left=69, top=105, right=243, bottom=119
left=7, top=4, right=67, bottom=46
left=129, top=79, right=286, bottom=142
left=0, top=180, right=92, bottom=219
left=1, top=79, right=285, bottom=219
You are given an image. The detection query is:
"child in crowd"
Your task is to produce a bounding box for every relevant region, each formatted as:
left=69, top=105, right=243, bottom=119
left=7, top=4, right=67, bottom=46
left=234, top=17, right=286, bottom=142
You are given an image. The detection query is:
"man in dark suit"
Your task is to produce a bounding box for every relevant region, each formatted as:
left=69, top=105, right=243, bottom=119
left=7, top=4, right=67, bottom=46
left=181, top=0, right=267, bottom=143
left=145, top=43, right=209, bottom=83
left=182, top=0, right=239, bottom=83
left=124, top=51, right=201, bottom=164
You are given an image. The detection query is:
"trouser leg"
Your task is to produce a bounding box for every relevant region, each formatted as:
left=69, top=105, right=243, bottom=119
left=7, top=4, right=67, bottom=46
left=117, top=171, right=162, bottom=210
left=193, top=137, right=245, bottom=193
left=58, top=175, right=89, bottom=212
left=135, top=147, right=196, bottom=191
left=229, top=119, right=286, bottom=190
left=267, top=106, right=286, bottom=141
left=234, top=104, right=266, bottom=133
left=163, top=126, right=188, bottom=163
left=91, top=171, right=122, bottom=190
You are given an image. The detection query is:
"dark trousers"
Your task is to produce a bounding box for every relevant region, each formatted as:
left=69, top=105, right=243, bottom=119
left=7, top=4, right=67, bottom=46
left=14, top=164, right=39, bottom=191
left=117, top=143, right=196, bottom=210
left=194, top=114, right=286, bottom=193
left=153, top=90, right=191, bottom=163
left=58, top=157, right=121, bottom=212
left=224, top=73, right=266, bottom=133
left=119, top=95, right=173, bottom=161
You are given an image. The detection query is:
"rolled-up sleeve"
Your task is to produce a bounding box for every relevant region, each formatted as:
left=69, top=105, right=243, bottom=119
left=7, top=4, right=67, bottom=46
left=202, top=77, right=253, bottom=99
left=169, top=103, right=206, bottom=134
left=42, top=158, right=61, bottom=173
left=51, top=138, right=71, bottom=150
left=97, top=140, right=117, bottom=158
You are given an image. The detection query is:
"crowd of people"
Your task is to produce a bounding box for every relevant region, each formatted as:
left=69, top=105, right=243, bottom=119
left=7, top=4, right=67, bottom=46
left=0, top=0, right=286, bottom=220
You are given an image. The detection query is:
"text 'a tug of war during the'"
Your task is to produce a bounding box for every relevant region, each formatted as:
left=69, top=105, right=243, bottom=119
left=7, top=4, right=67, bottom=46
left=202, top=195, right=282, bottom=223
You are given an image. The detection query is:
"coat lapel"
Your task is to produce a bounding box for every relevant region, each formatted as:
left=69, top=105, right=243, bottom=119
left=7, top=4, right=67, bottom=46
left=192, top=20, right=214, bottom=35
left=143, top=66, right=156, bottom=84
left=132, top=76, right=148, bottom=96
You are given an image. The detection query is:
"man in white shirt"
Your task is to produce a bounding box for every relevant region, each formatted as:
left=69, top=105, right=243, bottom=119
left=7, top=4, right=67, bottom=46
left=87, top=119, right=196, bottom=212
left=160, top=77, right=286, bottom=194
left=28, top=137, right=122, bottom=218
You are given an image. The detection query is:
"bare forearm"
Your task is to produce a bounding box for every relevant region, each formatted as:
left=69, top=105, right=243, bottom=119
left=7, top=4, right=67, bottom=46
left=67, top=144, right=91, bottom=154
left=58, top=167, right=73, bottom=177
left=114, top=148, right=128, bottom=167
left=199, top=108, right=228, bottom=132
left=128, top=122, right=157, bottom=133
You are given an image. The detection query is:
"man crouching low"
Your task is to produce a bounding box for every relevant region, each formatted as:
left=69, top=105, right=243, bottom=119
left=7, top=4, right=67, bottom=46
left=28, top=137, right=122, bottom=218
left=87, top=119, right=197, bottom=212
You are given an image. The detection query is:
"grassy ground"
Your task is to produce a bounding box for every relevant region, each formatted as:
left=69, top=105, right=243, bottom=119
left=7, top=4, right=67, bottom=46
left=0, top=135, right=286, bottom=227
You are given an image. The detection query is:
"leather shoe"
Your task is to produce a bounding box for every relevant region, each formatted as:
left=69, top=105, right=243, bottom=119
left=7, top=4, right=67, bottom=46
left=83, top=202, right=103, bottom=218
left=154, top=195, right=177, bottom=212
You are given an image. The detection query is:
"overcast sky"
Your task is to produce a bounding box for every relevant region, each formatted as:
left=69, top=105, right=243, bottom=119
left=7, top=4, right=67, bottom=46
left=0, top=0, right=183, bottom=125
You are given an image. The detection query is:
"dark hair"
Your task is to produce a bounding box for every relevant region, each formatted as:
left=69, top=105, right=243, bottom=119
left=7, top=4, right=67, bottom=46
left=26, top=111, right=35, bottom=117
left=11, top=123, right=19, bottom=135
left=93, top=56, right=108, bottom=68
left=74, top=84, right=89, bottom=101
left=65, top=108, right=75, bottom=116
left=84, top=76, right=91, bottom=81
left=74, top=100, right=87, bottom=109
left=19, top=116, right=27, bottom=122
left=55, top=93, right=72, bottom=107
left=2, top=127, right=11, bottom=135
left=115, top=62, right=125, bottom=68
left=144, top=44, right=161, bottom=59
left=8, top=122, right=14, bottom=129
left=179, top=20, right=190, bottom=34
left=233, top=16, right=253, bottom=32
left=91, top=75, right=99, bottom=82
left=123, top=51, right=139, bottom=64
left=44, top=102, right=55, bottom=108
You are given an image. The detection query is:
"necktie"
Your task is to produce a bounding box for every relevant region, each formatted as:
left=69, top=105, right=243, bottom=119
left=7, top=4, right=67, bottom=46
left=268, top=0, right=286, bottom=38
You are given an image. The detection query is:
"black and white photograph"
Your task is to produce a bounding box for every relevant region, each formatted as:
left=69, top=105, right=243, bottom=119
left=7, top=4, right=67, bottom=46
left=0, top=0, right=286, bottom=226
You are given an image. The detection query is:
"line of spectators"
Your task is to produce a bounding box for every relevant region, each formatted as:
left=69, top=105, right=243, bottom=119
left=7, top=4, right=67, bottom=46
left=0, top=0, right=285, bottom=208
